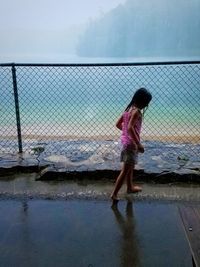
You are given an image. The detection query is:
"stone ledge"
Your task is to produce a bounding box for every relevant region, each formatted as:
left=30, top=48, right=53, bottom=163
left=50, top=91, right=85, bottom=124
left=36, top=167, right=200, bottom=183
left=0, top=139, right=200, bottom=183
left=0, top=162, right=200, bottom=184
left=0, top=165, right=47, bottom=176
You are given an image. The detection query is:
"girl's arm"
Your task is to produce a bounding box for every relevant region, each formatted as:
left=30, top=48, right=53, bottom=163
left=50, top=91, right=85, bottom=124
left=116, top=115, right=123, bottom=130
left=128, top=109, right=140, bottom=145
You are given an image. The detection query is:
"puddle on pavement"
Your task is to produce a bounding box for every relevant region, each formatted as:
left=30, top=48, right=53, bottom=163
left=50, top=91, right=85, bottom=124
left=0, top=199, right=194, bottom=267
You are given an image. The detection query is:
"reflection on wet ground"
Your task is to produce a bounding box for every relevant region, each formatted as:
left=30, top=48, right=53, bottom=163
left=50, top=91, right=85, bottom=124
left=0, top=199, right=194, bottom=267
left=111, top=202, right=140, bottom=266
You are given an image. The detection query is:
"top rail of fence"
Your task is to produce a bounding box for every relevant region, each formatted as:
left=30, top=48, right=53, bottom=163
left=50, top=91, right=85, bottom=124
left=1, top=60, right=200, bottom=68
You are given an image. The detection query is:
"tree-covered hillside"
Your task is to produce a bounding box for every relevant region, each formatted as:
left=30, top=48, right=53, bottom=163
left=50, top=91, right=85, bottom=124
left=76, top=0, right=200, bottom=58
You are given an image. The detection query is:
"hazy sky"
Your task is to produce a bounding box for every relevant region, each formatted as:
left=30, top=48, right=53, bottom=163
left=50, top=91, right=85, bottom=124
left=0, top=0, right=126, bottom=62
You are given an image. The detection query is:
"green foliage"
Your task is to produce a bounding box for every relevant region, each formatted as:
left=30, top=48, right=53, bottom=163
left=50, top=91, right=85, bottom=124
left=177, top=154, right=189, bottom=167
left=31, top=146, right=45, bottom=155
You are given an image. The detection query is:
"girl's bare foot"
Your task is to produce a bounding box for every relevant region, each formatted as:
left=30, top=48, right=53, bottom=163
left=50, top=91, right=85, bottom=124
left=110, top=195, right=119, bottom=206
left=127, top=185, right=142, bottom=194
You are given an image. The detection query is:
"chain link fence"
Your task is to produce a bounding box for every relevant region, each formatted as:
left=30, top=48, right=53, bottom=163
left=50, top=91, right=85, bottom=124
left=0, top=62, right=200, bottom=165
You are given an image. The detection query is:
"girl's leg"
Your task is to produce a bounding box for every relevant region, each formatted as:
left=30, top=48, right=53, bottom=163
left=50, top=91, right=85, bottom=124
left=111, top=164, right=131, bottom=201
left=126, top=165, right=142, bottom=193
left=126, top=165, right=134, bottom=192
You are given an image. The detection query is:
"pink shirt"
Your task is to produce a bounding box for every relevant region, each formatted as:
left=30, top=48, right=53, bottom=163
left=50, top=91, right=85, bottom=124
left=120, top=108, right=142, bottom=147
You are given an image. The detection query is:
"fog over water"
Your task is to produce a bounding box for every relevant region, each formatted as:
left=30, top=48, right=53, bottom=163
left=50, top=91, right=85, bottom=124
left=0, top=0, right=199, bottom=62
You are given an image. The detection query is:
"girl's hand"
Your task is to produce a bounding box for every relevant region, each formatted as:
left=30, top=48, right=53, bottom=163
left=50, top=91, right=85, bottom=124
left=138, top=143, right=144, bottom=153
left=130, top=142, right=138, bottom=151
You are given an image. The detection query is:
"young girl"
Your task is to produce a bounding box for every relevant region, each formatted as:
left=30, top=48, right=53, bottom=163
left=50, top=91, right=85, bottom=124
left=111, top=88, right=152, bottom=204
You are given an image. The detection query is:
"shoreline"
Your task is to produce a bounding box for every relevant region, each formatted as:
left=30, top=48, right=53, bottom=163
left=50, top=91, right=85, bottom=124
left=0, top=134, right=200, bottom=144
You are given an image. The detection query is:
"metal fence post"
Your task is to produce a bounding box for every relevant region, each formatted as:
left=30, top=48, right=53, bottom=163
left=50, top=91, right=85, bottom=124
left=12, top=64, right=23, bottom=153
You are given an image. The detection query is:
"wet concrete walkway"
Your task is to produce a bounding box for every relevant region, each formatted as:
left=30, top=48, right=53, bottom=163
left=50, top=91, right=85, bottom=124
left=0, top=199, right=195, bottom=267
left=0, top=173, right=200, bottom=267
left=1, top=172, right=200, bottom=202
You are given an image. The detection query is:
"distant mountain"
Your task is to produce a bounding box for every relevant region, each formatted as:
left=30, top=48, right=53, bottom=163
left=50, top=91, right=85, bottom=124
left=76, top=0, right=200, bottom=58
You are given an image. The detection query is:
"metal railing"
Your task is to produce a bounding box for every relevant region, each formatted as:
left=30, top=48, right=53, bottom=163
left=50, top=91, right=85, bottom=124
left=0, top=61, right=200, bottom=162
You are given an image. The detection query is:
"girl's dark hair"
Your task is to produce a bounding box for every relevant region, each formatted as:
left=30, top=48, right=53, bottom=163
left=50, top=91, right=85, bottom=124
left=125, top=88, right=152, bottom=111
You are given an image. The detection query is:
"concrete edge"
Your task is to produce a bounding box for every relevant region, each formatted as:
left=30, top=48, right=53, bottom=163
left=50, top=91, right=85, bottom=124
left=1, top=165, right=199, bottom=183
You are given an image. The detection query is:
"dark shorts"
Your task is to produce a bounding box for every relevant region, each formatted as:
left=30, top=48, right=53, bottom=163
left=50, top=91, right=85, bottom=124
left=120, top=148, right=138, bottom=164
